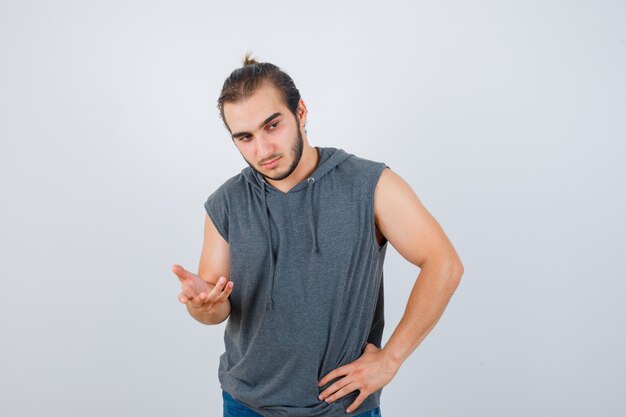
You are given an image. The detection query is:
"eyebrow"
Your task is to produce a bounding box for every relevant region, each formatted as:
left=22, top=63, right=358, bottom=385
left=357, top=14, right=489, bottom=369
left=231, top=112, right=282, bottom=139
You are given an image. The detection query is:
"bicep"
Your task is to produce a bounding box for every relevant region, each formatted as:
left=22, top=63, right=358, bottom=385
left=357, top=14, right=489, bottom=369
left=197, top=213, right=230, bottom=284
left=374, top=168, right=461, bottom=269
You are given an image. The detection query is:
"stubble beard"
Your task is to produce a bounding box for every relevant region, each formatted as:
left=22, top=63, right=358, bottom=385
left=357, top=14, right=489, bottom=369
left=249, top=123, right=304, bottom=182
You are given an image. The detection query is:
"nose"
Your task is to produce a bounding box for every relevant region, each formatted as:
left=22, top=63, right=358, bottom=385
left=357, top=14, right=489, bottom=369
left=256, top=132, right=274, bottom=159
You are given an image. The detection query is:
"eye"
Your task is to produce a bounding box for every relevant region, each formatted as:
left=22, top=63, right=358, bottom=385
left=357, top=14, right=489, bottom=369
left=239, top=134, right=252, bottom=142
left=268, top=121, right=279, bottom=130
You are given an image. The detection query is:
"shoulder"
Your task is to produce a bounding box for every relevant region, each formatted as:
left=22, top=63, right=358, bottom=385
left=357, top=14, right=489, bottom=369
left=204, top=171, right=252, bottom=242
left=206, top=170, right=250, bottom=203
left=338, top=151, right=389, bottom=183
left=372, top=168, right=424, bottom=237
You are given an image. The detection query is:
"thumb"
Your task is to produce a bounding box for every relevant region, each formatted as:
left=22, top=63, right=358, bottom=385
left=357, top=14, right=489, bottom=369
left=364, top=343, right=379, bottom=353
left=171, top=264, right=195, bottom=282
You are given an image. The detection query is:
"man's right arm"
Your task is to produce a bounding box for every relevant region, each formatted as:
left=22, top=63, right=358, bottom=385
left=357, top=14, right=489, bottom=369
left=172, top=213, right=232, bottom=325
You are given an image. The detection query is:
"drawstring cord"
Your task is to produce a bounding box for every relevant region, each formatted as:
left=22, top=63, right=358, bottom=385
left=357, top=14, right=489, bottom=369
left=260, top=180, right=276, bottom=310
left=306, top=177, right=319, bottom=254
left=260, top=175, right=321, bottom=311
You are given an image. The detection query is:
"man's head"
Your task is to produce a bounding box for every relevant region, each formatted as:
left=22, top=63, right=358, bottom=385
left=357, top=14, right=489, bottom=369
left=218, top=54, right=309, bottom=181
left=218, top=53, right=302, bottom=127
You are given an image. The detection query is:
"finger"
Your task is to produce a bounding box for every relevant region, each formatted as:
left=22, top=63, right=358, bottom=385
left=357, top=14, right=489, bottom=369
left=171, top=264, right=193, bottom=282
left=324, top=381, right=359, bottom=404
left=188, top=294, right=207, bottom=310
left=319, top=376, right=352, bottom=401
left=319, top=364, right=351, bottom=387
left=208, top=276, right=228, bottom=299
left=346, top=390, right=369, bottom=414
left=363, top=343, right=379, bottom=353
left=191, top=286, right=218, bottom=307
left=178, top=293, right=189, bottom=304
left=215, top=281, right=234, bottom=303
left=201, top=282, right=225, bottom=308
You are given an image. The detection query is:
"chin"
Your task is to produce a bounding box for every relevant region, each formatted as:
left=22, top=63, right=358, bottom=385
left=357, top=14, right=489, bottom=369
left=265, top=166, right=294, bottom=181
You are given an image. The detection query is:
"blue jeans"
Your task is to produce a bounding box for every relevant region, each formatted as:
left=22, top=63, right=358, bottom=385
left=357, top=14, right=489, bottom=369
left=222, top=390, right=382, bottom=417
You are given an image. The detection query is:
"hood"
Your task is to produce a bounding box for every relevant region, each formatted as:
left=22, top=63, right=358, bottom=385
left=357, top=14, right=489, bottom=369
left=240, top=147, right=351, bottom=310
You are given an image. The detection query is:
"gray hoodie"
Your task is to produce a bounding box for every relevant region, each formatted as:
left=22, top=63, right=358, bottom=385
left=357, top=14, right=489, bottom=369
left=204, top=147, right=389, bottom=416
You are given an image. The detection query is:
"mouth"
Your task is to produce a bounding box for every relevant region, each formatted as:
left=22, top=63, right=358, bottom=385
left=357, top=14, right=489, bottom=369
left=261, top=156, right=281, bottom=169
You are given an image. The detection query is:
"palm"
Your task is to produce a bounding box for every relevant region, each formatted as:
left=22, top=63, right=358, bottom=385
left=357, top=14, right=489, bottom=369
left=172, top=264, right=210, bottom=301
left=171, top=264, right=234, bottom=316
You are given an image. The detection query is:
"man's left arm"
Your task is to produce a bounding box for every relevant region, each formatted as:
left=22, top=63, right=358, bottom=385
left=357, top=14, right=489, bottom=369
left=318, top=167, right=464, bottom=413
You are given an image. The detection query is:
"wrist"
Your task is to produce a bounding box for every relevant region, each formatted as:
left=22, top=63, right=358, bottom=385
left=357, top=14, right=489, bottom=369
left=381, top=344, right=406, bottom=371
left=187, top=299, right=230, bottom=325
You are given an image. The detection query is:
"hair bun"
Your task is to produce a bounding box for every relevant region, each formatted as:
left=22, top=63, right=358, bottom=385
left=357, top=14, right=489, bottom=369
left=242, top=52, right=258, bottom=66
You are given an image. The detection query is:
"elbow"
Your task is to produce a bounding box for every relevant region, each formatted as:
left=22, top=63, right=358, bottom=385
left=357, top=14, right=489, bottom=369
left=441, top=259, right=464, bottom=290
left=421, top=256, right=464, bottom=289
left=449, top=260, right=464, bottom=293
left=453, top=260, right=464, bottom=281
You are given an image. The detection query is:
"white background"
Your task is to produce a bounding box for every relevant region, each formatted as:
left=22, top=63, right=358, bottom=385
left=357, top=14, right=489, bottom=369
left=1, top=1, right=625, bottom=416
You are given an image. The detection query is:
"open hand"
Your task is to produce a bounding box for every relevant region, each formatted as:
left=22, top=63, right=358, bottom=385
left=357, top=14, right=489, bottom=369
left=171, top=264, right=233, bottom=313
left=318, top=343, right=399, bottom=413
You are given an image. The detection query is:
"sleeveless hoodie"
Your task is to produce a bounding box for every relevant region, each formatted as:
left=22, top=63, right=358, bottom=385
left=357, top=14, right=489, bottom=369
left=204, top=147, right=389, bottom=417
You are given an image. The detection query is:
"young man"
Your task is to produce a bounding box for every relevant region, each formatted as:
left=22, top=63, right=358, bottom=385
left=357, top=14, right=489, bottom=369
left=172, top=55, right=464, bottom=417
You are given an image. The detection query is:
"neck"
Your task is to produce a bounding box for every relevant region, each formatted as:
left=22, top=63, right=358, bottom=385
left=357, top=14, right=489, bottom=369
left=266, top=142, right=319, bottom=193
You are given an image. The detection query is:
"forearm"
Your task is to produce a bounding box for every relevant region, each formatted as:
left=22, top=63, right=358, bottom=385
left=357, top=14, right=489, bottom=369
left=187, top=298, right=231, bottom=325
left=382, top=261, right=463, bottom=369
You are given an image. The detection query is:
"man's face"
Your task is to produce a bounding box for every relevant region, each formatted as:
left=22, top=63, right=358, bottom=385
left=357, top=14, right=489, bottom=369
left=224, top=83, right=305, bottom=181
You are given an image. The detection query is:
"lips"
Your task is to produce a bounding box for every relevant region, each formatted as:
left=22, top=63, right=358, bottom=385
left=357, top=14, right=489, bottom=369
left=261, top=156, right=281, bottom=168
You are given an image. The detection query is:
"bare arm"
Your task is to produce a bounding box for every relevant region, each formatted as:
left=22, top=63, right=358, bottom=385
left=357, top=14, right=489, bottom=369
left=318, top=167, right=464, bottom=412
left=374, top=167, right=464, bottom=366
left=172, top=213, right=232, bottom=325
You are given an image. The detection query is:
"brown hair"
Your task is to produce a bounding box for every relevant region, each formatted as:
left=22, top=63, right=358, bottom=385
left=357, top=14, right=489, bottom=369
left=217, top=52, right=301, bottom=131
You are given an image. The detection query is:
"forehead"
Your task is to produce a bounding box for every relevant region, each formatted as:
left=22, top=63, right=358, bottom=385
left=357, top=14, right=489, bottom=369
left=223, top=83, right=288, bottom=131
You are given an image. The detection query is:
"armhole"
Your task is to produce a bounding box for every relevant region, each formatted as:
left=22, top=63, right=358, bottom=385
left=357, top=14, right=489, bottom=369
left=204, top=197, right=229, bottom=243
left=370, top=163, right=389, bottom=252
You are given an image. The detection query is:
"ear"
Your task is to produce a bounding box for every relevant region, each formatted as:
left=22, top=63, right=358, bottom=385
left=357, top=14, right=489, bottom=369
left=296, top=98, right=308, bottom=128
